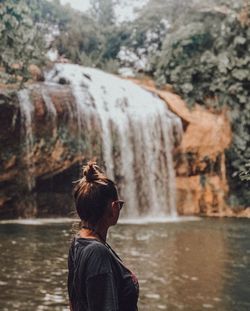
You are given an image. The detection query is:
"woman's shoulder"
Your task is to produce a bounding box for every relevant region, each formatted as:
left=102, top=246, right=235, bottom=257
left=75, top=238, right=112, bottom=258
left=76, top=238, right=116, bottom=276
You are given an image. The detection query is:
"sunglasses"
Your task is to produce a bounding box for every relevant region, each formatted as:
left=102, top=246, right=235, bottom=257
left=113, top=200, right=125, bottom=210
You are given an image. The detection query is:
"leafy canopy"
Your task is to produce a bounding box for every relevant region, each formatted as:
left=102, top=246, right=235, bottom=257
left=155, top=4, right=250, bottom=206
left=0, top=0, right=45, bottom=85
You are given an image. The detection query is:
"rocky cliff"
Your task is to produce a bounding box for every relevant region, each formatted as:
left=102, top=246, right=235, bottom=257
left=0, top=84, right=88, bottom=218
left=134, top=80, right=233, bottom=216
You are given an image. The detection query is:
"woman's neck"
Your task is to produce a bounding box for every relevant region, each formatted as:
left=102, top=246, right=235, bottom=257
left=80, top=221, right=108, bottom=242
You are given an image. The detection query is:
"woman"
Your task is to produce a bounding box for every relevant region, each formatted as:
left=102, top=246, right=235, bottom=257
left=68, top=161, right=139, bottom=311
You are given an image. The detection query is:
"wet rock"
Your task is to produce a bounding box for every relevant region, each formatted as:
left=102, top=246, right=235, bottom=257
left=0, top=84, right=87, bottom=218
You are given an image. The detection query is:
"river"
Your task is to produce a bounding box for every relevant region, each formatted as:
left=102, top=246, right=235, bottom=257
left=0, top=217, right=249, bottom=311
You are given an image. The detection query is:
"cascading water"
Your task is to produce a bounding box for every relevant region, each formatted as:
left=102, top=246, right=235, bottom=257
left=45, top=63, right=182, bottom=218
left=41, top=87, right=57, bottom=120
left=18, top=88, right=35, bottom=191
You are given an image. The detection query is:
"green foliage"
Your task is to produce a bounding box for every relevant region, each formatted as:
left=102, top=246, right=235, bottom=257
left=90, top=0, right=115, bottom=27
left=102, top=28, right=129, bottom=59
left=155, top=5, right=250, bottom=206
left=240, top=162, right=250, bottom=182
left=47, top=0, right=127, bottom=70
left=22, top=0, right=104, bottom=67
left=55, top=16, right=103, bottom=65
left=0, top=0, right=43, bottom=85
left=0, top=0, right=45, bottom=85
left=24, top=0, right=72, bottom=29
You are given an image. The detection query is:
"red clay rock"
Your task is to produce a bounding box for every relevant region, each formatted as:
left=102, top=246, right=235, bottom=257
left=134, top=79, right=232, bottom=216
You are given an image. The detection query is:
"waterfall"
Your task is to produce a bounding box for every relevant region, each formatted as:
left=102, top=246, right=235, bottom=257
left=18, top=89, right=35, bottom=191
left=42, top=63, right=183, bottom=217
left=41, top=87, right=57, bottom=120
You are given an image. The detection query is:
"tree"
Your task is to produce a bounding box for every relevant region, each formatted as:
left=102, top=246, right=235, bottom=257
left=90, top=0, right=115, bottom=27
left=24, top=0, right=73, bottom=30
left=59, top=0, right=123, bottom=68
left=0, top=0, right=45, bottom=85
left=55, top=15, right=104, bottom=65
left=155, top=4, right=250, bottom=206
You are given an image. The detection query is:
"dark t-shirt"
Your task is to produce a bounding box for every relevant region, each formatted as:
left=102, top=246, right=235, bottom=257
left=68, top=237, right=139, bottom=311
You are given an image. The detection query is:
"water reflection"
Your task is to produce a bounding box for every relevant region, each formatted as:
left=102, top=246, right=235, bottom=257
left=0, top=224, right=70, bottom=311
left=0, top=219, right=249, bottom=311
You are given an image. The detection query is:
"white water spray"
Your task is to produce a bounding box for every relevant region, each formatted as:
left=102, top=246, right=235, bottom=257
left=18, top=88, right=35, bottom=191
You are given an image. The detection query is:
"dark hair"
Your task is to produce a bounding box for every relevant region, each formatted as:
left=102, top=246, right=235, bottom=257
left=73, top=161, right=118, bottom=225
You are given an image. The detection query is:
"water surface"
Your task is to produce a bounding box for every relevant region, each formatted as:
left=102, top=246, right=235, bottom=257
left=0, top=218, right=249, bottom=311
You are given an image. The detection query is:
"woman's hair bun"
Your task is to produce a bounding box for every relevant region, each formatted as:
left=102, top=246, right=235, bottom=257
left=83, top=161, right=105, bottom=183
left=74, top=161, right=118, bottom=224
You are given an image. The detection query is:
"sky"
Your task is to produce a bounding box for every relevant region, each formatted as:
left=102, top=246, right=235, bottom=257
left=60, top=0, right=91, bottom=12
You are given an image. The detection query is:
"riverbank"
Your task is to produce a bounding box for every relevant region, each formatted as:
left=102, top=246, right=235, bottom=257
left=206, top=207, right=250, bottom=218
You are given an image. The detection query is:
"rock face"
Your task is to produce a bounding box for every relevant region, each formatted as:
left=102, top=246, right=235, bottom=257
left=0, top=64, right=182, bottom=219
left=0, top=85, right=86, bottom=218
left=135, top=81, right=232, bottom=216
left=165, top=92, right=231, bottom=216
